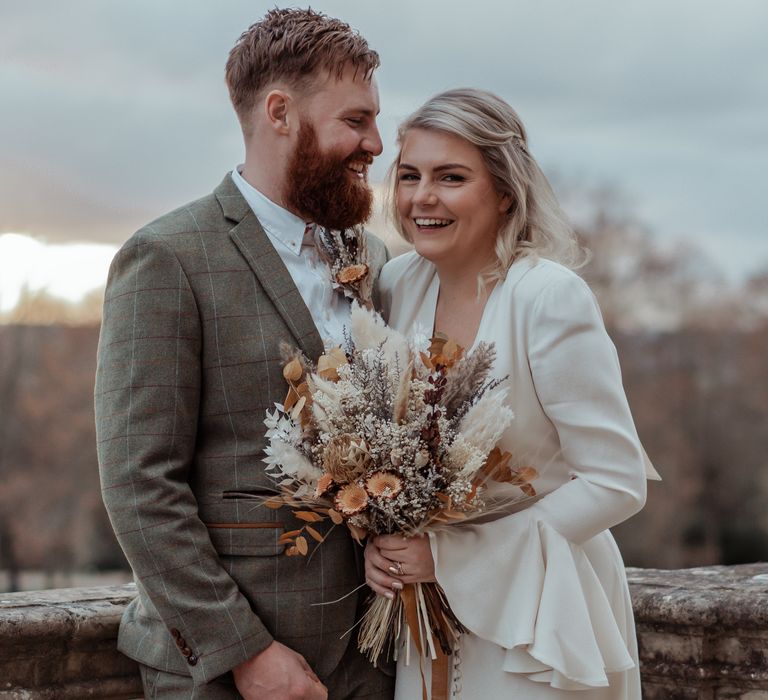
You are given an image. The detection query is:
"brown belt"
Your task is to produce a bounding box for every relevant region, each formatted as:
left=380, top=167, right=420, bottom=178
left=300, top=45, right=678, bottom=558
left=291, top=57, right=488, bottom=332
left=205, top=522, right=283, bottom=529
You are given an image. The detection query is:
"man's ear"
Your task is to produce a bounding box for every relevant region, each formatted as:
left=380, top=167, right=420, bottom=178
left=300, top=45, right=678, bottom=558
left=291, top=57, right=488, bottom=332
left=264, top=89, right=294, bottom=135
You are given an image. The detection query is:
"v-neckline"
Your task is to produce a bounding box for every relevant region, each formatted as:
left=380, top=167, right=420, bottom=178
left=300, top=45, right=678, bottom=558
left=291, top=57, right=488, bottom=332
left=421, top=271, right=500, bottom=353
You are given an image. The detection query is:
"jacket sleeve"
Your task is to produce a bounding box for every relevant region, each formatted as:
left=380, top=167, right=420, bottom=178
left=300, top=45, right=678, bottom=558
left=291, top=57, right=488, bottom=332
left=95, top=232, right=273, bottom=684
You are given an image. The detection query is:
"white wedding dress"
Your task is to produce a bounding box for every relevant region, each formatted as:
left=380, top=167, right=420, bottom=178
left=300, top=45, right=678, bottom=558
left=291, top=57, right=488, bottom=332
left=379, top=252, right=658, bottom=699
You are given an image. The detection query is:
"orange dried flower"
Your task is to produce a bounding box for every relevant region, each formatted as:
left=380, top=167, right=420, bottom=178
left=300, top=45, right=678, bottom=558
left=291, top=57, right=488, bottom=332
left=365, top=471, right=403, bottom=499
left=421, top=334, right=464, bottom=371
left=283, top=358, right=303, bottom=383
left=315, top=472, right=334, bottom=498
left=317, top=347, right=348, bottom=381
left=335, top=483, right=368, bottom=515
left=336, top=264, right=369, bottom=285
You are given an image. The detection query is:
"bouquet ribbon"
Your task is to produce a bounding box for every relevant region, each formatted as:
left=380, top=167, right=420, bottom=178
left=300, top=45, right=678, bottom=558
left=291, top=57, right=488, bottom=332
left=401, top=584, right=451, bottom=700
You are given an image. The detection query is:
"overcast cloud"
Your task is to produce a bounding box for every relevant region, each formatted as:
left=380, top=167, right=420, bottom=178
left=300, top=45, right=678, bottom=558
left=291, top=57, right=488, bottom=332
left=1, top=0, right=766, bottom=279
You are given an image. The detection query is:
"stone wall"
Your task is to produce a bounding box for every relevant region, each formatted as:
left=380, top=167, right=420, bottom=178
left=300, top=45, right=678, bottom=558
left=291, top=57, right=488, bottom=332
left=0, top=585, right=140, bottom=699
left=628, top=564, right=768, bottom=699
left=1, top=565, right=767, bottom=699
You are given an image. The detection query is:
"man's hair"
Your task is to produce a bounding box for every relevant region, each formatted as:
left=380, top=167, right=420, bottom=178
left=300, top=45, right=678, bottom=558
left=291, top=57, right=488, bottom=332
left=225, top=8, right=379, bottom=128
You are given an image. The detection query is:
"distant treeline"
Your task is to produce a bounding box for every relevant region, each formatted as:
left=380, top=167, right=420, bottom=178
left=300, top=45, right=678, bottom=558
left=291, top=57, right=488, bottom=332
left=1, top=197, right=767, bottom=579
left=1, top=317, right=767, bottom=579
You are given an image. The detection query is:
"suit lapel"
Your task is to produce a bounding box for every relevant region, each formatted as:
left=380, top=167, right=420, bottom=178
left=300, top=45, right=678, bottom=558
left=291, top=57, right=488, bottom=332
left=214, top=175, right=325, bottom=361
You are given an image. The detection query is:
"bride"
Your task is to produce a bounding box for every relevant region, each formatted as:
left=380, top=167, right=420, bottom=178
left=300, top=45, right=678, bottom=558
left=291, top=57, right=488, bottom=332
left=364, top=88, right=658, bottom=699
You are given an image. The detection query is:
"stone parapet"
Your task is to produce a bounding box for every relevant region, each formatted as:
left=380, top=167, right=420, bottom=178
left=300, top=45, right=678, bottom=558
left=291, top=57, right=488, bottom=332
left=628, top=563, right=768, bottom=699
left=1, top=565, right=767, bottom=698
left=0, top=585, right=140, bottom=699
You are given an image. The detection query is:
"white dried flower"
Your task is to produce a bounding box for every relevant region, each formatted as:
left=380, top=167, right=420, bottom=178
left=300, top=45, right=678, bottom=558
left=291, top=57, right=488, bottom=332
left=457, top=388, right=514, bottom=454
left=445, top=433, right=486, bottom=479
left=414, top=450, right=429, bottom=469
left=264, top=440, right=321, bottom=484
left=349, top=303, right=412, bottom=374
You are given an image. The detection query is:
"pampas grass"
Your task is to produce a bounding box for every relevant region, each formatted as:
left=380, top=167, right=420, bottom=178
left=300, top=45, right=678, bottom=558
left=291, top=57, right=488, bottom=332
left=458, top=389, right=514, bottom=454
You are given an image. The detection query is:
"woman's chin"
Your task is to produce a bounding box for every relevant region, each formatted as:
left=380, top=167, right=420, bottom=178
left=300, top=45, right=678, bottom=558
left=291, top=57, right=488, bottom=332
left=413, top=238, right=453, bottom=265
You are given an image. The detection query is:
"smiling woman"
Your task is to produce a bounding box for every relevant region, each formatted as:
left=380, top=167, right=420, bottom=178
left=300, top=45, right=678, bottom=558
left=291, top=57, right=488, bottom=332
left=374, top=87, right=652, bottom=700
left=0, top=233, right=117, bottom=321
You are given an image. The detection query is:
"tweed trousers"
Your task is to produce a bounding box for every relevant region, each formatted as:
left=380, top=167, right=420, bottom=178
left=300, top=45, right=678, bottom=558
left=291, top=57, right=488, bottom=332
left=138, top=638, right=395, bottom=700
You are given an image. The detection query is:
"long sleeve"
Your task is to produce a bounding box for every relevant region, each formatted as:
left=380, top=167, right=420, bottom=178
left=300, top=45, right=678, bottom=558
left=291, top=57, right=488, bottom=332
left=429, top=270, right=646, bottom=690
left=95, top=233, right=273, bottom=684
left=522, top=273, right=647, bottom=541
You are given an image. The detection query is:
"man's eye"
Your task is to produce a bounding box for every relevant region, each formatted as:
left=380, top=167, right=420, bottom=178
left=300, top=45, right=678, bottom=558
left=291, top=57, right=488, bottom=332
left=345, top=117, right=363, bottom=126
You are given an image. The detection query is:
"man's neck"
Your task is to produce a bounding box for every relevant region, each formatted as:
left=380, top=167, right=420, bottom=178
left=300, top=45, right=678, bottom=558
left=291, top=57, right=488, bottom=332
left=239, top=162, right=290, bottom=211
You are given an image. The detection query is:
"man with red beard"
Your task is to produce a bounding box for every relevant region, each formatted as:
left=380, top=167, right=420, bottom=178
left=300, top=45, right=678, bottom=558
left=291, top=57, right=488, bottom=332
left=95, top=9, right=392, bottom=700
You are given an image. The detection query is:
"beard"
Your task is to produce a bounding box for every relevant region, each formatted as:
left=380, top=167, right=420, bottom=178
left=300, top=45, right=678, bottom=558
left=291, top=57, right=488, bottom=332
left=284, top=121, right=373, bottom=231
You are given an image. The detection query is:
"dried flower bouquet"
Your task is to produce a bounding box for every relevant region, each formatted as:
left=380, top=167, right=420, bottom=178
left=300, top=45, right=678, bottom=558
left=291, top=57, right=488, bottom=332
left=242, top=304, right=536, bottom=669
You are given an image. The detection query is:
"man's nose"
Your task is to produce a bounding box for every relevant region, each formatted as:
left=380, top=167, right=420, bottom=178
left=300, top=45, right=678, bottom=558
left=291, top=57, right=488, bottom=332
left=362, top=122, right=383, bottom=157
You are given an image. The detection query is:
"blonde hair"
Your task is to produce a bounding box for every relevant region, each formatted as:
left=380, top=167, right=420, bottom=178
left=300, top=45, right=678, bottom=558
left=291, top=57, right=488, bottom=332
left=388, top=88, right=587, bottom=283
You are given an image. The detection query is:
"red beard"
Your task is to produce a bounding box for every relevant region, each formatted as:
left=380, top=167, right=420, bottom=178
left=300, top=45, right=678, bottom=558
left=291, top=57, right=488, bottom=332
left=284, top=121, right=373, bottom=231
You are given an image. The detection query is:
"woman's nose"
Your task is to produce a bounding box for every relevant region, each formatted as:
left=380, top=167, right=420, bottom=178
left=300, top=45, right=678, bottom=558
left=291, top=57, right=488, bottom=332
left=413, top=181, right=437, bottom=206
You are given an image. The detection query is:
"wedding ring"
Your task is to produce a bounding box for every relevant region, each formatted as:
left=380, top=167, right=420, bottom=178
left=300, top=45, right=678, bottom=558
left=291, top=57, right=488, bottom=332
left=389, top=561, right=405, bottom=577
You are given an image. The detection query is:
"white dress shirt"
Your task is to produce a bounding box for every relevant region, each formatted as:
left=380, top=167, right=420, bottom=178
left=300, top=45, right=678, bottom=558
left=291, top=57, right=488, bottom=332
left=231, top=167, right=351, bottom=348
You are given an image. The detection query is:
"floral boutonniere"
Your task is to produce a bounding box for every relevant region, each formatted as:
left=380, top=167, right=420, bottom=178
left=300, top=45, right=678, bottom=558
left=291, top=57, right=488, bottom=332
left=314, top=226, right=373, bottom=309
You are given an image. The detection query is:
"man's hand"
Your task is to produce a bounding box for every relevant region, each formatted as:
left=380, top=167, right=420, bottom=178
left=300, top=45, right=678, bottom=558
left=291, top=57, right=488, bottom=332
left=233, top=641, right=327, bottom=700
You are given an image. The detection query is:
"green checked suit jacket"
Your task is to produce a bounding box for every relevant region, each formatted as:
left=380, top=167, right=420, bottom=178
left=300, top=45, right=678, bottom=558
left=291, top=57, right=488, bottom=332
left=95, top=174, right=388, bottom=685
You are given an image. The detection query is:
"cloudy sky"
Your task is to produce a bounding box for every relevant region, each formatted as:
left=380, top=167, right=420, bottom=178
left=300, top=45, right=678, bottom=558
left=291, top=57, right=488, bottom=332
left=1, top=0, right=767, bottom=287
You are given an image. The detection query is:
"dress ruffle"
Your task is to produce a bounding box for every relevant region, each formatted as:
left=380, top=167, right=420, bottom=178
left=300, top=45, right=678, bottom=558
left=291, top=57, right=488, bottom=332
left=431, top=513, right=636, bottom=691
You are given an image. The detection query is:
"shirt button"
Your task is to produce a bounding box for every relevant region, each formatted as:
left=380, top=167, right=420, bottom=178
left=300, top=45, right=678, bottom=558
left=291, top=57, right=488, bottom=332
left=188, top=654, right=198, bottom=666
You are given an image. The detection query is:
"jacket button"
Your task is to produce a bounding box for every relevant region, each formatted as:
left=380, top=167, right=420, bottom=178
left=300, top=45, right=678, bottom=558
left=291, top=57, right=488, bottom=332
left=175, top=637, right=185, bottom=648
left=170, top=628, right=181, bottom=639
left=187, top=654, right=198, bottom=666
left=181, top=647, right=192, bottom=657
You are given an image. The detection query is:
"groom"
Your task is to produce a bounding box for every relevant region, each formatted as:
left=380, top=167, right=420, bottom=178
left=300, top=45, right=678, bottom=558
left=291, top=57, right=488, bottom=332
left=95, top=9, right=392, bottom=699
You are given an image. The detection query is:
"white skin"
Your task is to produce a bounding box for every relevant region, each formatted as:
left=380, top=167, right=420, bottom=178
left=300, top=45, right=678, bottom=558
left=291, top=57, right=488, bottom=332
left=233, top=641, right=327, bottom=700
left=233, top=64, right=381, bottom=700
left=364, top=127, right=510, bottom=599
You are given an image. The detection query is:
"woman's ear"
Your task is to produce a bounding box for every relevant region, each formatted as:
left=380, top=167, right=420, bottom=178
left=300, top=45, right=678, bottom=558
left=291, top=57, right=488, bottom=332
left=499, top=192, right=513, bottom=214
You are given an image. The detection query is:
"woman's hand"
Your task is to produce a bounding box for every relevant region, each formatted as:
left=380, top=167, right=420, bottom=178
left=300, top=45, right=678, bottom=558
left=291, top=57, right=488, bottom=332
left=364, top=534, right=436, bottom=598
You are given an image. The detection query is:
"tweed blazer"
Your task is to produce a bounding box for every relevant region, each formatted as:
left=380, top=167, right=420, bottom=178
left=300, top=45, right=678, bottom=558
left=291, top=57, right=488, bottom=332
left=95, top=174, right=388, bottom=685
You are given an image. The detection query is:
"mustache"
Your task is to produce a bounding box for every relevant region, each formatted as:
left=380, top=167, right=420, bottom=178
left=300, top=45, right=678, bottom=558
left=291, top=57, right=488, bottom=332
left=345, top=152, right=374, bottom=166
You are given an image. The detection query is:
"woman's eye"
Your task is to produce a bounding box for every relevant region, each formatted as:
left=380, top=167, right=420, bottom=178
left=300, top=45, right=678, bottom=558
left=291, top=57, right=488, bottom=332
left=398, top=173, right=419, bottom=182
left=442, top=174, right=465, bottom=182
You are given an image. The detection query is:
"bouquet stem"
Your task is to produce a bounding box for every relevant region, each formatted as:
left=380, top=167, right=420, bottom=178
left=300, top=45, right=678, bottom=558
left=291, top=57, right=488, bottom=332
left=358, top=590, right=402, bottom=666
left=358, top=582, right=465, bottom=666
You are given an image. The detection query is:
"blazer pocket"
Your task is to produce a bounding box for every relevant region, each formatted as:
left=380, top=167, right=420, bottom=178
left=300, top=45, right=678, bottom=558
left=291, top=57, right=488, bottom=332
left=206, top=522, right=286, bottom=557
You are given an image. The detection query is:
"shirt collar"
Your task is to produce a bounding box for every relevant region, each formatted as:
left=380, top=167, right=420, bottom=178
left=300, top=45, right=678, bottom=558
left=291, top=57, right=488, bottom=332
left=230, top=166, right=309, bottom=255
